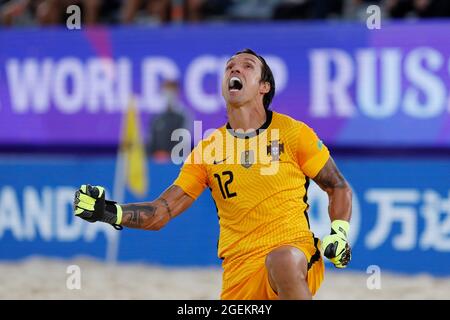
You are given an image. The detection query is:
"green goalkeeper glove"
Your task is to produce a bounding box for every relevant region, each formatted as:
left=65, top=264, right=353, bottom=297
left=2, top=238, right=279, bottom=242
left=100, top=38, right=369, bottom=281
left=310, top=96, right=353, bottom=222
left=73, top=184, right=123, bottom=230
left=321, top=220, right=351, bottom=268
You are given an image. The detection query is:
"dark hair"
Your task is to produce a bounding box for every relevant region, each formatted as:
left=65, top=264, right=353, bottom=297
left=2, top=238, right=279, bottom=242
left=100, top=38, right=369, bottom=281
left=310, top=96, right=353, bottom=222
left=234, top=48, right=275, bottom=110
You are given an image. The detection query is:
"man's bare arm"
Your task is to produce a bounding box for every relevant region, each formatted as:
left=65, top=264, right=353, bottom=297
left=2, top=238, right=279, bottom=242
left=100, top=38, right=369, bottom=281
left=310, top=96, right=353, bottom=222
left=120, top=185, right=194, bottom=230
left=312, top=157, right=352, bottom=222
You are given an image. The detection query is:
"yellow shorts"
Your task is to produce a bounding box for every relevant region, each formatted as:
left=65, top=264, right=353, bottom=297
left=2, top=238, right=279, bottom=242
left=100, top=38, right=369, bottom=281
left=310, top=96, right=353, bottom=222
left=221, top=238, right=324, bottom=300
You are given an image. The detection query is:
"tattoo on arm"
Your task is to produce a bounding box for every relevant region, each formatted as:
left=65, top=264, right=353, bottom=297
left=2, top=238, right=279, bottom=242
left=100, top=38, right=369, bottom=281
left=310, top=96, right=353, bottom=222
left=158, top=197, right=172, bottom=219
left=313, top=157, right=352, bottom=221
left=313, top=157, right=347, bottom=192
left=119, top=185, right=194, bottom=229
left=122, top=204, right=157, bottom=228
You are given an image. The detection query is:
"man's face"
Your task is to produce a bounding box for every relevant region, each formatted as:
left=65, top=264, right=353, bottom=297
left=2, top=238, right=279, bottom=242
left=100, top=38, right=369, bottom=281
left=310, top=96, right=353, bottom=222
left=221, top=53, right=269, bottom=108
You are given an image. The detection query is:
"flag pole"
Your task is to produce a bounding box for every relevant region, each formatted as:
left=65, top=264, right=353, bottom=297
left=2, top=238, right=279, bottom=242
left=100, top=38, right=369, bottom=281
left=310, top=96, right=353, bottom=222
left=106, top=97, right=132, bottom=264
left=106, top=146, right=126, bottom=264
left=106, top=95, right=148, bottom=264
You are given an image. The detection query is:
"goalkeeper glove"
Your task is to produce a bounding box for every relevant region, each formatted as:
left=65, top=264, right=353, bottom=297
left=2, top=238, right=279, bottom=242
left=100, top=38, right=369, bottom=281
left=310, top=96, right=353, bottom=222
left=321, top=220, right=351, bottom=268
left=73, top=184, right=123, bottom=230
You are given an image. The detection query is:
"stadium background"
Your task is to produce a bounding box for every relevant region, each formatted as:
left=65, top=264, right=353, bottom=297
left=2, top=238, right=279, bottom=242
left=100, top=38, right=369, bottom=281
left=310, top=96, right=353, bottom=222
left=0, top=0, right=449, bottom=299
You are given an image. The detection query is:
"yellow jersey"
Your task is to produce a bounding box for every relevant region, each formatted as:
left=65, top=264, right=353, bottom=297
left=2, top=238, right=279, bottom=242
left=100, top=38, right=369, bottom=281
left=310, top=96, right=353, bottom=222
left=173, top=110, right=330, bottom=291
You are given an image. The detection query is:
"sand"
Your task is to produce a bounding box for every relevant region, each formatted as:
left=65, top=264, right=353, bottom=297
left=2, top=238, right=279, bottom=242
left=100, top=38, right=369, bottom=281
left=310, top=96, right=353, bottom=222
left=0, top=257, right=448, bottom=299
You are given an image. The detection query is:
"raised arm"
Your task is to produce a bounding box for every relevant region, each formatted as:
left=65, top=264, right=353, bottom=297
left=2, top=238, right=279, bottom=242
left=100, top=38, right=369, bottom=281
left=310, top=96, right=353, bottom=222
left=121, top=185, right=194, bottom=230
left=312, top=157, right=352, bottom=222
left=74, top=184, right=194, bottom=231
left=313, top=157, right=352, bottom=268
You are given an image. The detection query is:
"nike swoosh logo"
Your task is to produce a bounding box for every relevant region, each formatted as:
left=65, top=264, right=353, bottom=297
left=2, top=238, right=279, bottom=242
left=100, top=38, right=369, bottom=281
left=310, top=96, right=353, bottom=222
left=213, top=157, right=229, bottom=165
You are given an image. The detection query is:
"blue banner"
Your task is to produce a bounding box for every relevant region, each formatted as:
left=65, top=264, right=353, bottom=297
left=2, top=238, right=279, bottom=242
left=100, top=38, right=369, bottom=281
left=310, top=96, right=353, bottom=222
left=0, top=156, right=449, bottom=275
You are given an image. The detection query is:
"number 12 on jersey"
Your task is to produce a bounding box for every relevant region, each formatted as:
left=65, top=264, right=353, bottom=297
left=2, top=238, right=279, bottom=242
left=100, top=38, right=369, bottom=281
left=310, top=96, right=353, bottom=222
left=213, top=171, right=237, bottom=199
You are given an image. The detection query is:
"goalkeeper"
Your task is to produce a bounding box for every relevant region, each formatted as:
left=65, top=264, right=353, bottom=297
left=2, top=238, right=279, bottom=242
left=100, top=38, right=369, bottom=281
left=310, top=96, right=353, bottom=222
left=74, top=48, right=352, bottom=300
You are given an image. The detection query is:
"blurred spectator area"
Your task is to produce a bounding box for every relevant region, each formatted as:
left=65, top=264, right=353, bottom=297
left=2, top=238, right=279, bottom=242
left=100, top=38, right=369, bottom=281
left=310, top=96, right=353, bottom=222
left=2, top=0, right=450, bottom=27
left=0, top=0, right=205, bottom=26
left=146, top=79, right=192, bottom=162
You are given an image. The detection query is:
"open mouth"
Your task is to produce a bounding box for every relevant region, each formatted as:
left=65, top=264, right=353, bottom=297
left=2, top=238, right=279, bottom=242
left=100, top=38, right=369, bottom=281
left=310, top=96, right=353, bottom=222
left=229, top=77, right=243, bottom=92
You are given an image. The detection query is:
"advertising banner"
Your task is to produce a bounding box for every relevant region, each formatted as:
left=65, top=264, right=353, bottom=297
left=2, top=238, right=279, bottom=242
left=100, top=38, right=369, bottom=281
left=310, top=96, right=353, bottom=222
left=1, top=157, right=449, bottom=275
left=1, top=22, right=450, bottom=147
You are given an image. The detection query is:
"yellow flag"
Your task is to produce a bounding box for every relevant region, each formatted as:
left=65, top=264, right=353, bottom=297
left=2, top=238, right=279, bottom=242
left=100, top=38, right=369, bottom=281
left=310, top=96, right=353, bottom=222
left=120, top=97, right=148, bottom=197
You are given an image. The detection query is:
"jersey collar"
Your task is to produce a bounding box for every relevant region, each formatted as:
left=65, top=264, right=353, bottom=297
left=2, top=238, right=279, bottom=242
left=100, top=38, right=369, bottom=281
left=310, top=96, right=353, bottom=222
left=226, top=110, right=273, bottom=139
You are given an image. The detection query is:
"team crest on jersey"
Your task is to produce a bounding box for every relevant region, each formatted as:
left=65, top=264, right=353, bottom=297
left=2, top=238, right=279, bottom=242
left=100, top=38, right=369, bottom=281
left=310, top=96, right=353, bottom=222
left=240, top=150, right=254, bottom=169
left=267, top=140, right=284, bottom=161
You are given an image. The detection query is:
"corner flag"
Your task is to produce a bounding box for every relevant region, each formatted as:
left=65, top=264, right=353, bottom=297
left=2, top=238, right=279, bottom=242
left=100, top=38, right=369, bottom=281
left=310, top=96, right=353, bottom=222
left=108, top=96, right=148, bottom=263
left=120, top=97, right=148, bottom=197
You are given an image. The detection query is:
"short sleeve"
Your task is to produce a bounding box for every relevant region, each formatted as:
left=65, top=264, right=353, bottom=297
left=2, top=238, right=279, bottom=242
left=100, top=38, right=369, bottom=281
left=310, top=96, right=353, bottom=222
left=296, top=123, right=330, bottom=178
left=173, top=143, right=208, bottom=200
